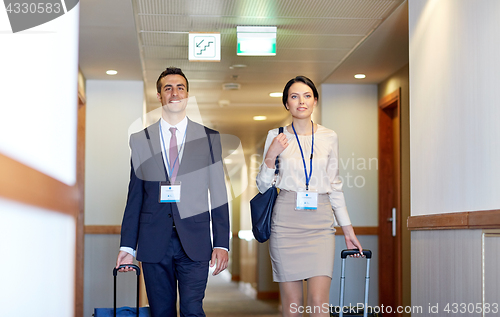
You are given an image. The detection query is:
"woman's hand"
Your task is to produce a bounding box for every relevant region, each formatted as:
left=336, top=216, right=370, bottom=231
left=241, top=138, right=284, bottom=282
left=341, top=225, right=364, bottom=257
left=264, top=133, right=289, bottom=168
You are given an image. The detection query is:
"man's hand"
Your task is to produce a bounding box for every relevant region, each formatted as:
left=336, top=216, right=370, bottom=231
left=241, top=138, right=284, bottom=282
left=116, top=251, right=135, bottom=272
left=210, top=248, right=228, bottom=276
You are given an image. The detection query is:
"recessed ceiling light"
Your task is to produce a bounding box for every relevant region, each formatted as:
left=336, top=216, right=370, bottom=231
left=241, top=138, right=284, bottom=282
left=269, top=92, right=282, bottom=98
left=229, top=64, right=247, bottom=69
left=218, top=100, right=230, bottom=107
left=222, top=83, right=241, bottom=90
left=253, top=116, right=267, bottom=121
left=106, top=70, right=118, bottom=75
left=354, top=74, right=366, bottom=79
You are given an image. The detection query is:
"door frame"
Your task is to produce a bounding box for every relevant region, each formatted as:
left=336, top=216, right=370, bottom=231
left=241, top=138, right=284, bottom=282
left=378, top=88, right=402, bottom=314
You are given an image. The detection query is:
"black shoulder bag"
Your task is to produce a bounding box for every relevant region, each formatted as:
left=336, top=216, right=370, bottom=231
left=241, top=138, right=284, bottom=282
left=250, top=127, right=283, bottom=243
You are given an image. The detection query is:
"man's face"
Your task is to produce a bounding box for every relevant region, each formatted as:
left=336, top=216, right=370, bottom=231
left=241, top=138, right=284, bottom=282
left=157, top=74, right=189, bottom=114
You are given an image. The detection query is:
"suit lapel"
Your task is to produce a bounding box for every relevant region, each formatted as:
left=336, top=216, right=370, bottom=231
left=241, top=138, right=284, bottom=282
left=177, top=119, right=202, bottom=179
left=146, top=120, right=168, bottom=180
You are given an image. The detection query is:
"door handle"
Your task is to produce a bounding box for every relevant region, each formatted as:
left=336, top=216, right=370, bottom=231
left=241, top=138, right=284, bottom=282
left=387, top=208, right=396, bottom=237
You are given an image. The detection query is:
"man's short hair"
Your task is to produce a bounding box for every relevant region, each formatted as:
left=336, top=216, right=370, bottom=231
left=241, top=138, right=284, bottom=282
left=156, top=67, right=189, bottom=93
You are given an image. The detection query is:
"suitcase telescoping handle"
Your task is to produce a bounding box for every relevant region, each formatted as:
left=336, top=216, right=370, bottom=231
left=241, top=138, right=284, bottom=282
left=339, top=249, right=371, bottom=317
left=340, top=249, right=372, bottom=259
left=113, top=264, right=141, bottom=317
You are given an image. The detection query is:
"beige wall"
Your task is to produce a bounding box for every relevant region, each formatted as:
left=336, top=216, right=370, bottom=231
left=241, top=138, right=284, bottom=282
left=320, top=83, right=380, bottom=306
left=321, top=84, right=379, bottom=226
left=84, top=80, right=144, bottom=317
left=409, top=0, right=500, bottom=313
left=409, top=0, right=500, bottom=216
left=85, top=80, right=145, bottom=225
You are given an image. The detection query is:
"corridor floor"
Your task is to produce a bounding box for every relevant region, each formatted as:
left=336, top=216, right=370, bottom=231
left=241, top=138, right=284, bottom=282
left=203, top=269, right=281, bottom=317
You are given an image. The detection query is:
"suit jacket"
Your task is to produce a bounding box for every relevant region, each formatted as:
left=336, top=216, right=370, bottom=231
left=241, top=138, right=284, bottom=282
left=120, top=118, right=230, bottom=263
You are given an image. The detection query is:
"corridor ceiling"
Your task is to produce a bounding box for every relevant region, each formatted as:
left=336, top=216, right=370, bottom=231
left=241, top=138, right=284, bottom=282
left=79, top=0, right=408, bottom=155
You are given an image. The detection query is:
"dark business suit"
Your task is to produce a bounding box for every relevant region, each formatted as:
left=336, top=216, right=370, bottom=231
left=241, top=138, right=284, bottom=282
left=120, top=118, right=230, bottom=316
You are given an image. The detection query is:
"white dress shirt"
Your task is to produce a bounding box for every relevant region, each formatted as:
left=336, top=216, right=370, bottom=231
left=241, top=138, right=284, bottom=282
left=159, top=116, right=188, bottom=175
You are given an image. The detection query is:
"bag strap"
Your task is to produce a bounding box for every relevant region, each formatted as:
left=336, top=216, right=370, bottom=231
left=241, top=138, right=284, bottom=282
left=274, top=126, right=284, bottom=175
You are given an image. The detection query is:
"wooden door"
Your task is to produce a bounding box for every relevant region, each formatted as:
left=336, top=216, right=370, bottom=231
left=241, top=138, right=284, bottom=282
left=378, top=89, right=402, bottom=315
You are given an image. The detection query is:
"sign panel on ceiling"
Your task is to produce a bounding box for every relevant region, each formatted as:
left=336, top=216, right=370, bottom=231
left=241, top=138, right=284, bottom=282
left=189, top=33, right=221, bottom=62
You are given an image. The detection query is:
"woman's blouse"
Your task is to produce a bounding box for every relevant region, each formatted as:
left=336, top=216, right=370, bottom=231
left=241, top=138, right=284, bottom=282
left=256, top=124, right=351, bottom=226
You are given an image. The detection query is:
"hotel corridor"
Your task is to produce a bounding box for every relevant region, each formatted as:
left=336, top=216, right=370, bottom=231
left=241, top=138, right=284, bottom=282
left=204, top=269, right=281, bottom=317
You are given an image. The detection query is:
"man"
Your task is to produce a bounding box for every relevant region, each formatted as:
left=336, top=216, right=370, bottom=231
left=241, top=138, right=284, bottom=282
left=116, top=67, right=230, bottom=317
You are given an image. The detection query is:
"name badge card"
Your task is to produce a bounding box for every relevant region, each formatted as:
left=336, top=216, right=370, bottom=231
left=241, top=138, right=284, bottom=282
left=159, top=182, right=181, bottom=203
left=296, top=190, right=318, bottom=210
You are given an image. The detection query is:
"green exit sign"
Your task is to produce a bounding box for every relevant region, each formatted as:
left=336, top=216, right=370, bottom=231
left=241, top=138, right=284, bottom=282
left=237, top=26, right=277, bottom=56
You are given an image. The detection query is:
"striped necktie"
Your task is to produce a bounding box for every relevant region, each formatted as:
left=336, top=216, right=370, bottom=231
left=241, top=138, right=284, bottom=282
left=168, top=127, right=179, bottom=182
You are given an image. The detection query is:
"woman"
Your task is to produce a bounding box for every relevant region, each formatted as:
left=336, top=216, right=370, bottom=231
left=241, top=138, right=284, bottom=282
left=256, top=76, right=363, bottom=317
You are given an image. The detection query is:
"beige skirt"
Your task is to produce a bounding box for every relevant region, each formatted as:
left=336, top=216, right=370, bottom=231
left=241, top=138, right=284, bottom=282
left=269, top=190, right=336, bottom=282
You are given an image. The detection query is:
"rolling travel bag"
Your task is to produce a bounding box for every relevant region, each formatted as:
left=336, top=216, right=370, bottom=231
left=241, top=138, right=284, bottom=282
left=94, top=264, right=151, bottom=317
left=331, top=249, right=381, bottom=317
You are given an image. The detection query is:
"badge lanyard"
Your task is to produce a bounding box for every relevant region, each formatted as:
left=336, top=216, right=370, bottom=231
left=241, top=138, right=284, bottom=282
left=159, top=123, right=187, bottom=179
left=291, top=121, right=314, bottom=190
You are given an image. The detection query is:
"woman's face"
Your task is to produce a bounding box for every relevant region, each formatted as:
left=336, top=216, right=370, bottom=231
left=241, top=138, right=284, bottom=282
left=285, top=82, right=317, bottom=119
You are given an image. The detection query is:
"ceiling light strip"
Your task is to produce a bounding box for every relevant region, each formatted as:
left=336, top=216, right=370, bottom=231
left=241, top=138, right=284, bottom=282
left=136, top=13, right=384, bottom=20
